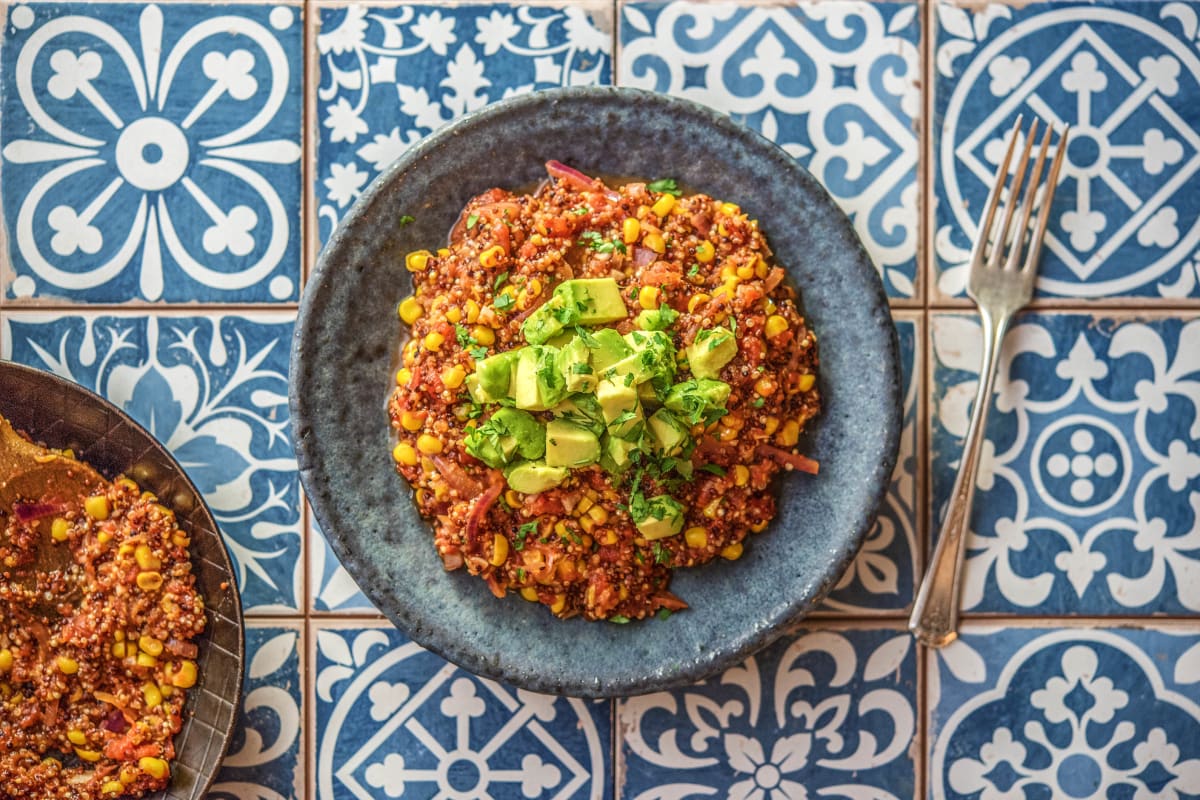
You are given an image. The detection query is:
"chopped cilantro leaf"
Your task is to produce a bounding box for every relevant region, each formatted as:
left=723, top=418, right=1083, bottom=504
left=652, top=542, right=672, bottom=565
left=623, top=373, right=634, bottom=387
left=399, top=215, right=415, bottom=225
left=700, top=463, right=727, bottom=476
left=611, top=410, right=637, bottom=426
left=753, top=397, right=765, bottom=408
left=656, top=608, right=673, bottom=621
left=494, top=293, right=515, bottom=311
left=470, top=345, right=489, bottom=361
left=574, top=326, right=599, bottom=347
left=647, top=178, right=682, bottom=197
left=516, top=568, right=526, bottom=581
left=455, top=324, right=473, bottom=348
left=493, top=271, right=510, bottom=292
left=466, top=213, right=479, bottom=229
left=688, top=264, right=700, bottom=277
left=571, top=363, right=594, bottom=375
left=467, top=403, right=484, bottom=419
left=609, top=615, right=631, bottom=624
left=578, top=231, right=627, bottom=254
left=729, top=316, right=737, bottom=336
left=515, top=521, right=538, bottom=551
left=629, top=287, right=640, bottom=301
left=569, top=206, right=590, bottom=216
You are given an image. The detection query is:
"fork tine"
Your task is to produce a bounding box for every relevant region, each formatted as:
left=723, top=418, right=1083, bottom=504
left=1025, top=125, right=1070, bottom=272
left=970, top=115, right=1023, bottom=265
left=1005, top=124, right=1052, bottom=272
left=987, top=118, right=1039, bottom=269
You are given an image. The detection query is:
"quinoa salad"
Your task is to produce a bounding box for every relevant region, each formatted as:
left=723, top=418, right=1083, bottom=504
left=388, top=161, right=820, bottom=622
left=0, top=415, right=204, bottom=799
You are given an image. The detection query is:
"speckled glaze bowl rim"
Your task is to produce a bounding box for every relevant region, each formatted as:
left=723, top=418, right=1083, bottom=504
left=0, top=359, right=245, bottom=797
left=295, top=85, right=902, bottom=697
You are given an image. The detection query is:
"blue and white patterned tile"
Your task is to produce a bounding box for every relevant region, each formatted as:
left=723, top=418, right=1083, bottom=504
left=210, top=623, right=304, bottom=800
left=0, top=2, right=303, bottom=304
left=315, top=2, right=612, bottom=244
left=618, top=624, right=917, bottom=800
left=311, top=622, right=612, bottom=800
left=619, top=1, right=921, bottom=300
left=930, top=312, right=1200, bottom=615
left=309, top=516, right=379, bottom=615
left=821, top=315, right=920, bottom=614
left=0, top=311, right=303, bottom=613
left=934, top=1, right=1200, bottom=301
left=929, top=624, right=1200, bottom=799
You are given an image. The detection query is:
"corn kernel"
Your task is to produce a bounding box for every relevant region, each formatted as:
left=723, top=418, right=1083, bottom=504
left=405, top=250, right=430, bottom=272
left=417, top=434, right=443, bottom=455
left=393, top=443, right=418, bottom=466
left=56, top=656, right=78, bottom=675
left=441, top=365, right=466, bottom=389
left=490, top=534, right=509, bottom=566
left=638, top=286, right=660, bottom=310
left=97, top=531, right=112, bottom=545
left=479, top=245, right=506, bottom=268
left=684, top=527, right=708, bottom=548
left=445, top=307, right=463, bottom=324
left=137, top=571, right=163, bottom=592
left=688, top=293, right=710, bottom=313
left=171, top=532, right=190, bottom=548
left=579, top=515, right=596, bottom=533
left=504, top=490, right=521, bottom=508
left=424, top=331, right=445, bottom=351
left=554, top=520, right=569, bottom=537
left=160, top=684, right=173, bottom=698
left=136, top=652, right=158, bottom=668
left=588, top=505, right=609, bottom=524
left=643, top=233, right=666, bottom=254
left=112, top=642, right=127, bottom=658
left=602, top=530, right=619, bottom=546
left=84, top=495, right=109, bottom=521
left=120, top=766, right=138, bottom=784
left=737, top=265, right=754, bottom=280
left=472, top=325, right=495, bottom=346
left=575, top=496, right=594, bottom=514
left=75, top=748, right=101, bottom=763
left=765, top=315, right=789, bottom=338
left=400, top=410, right=425, bottom=432
left=139, top=636, right=163, bottom=657
left=527, top=278, right=543, bottom=297
left=67, top=729, right=87, bottom=746
left=777, top=420, right=801, bottom=447
left=755, top=260, right=770, bottom=279
left=0, top=650, right=12, bottom=672
left=135, top=545, right=161, bottom=571
left=754, top=377, right=777, bottom=397
left=797, top=374, right=816, bottom=392
left=733, top=465, right=750, bottom=487
left=623, top=217, right=641, bottom=244
left=398, top=296, right=422, bottom=325
left=695, top=241, right=715, bottom=262
left=751, top=520, right=769, bottom=533
left=169, top=660, right=197, bottom=689
left=142, top=682, right=163, bottom=708
left=721, top=542, right=744, bottom=560
left=720, top=202, right=740, bottom=215
left=720, top=263, right=738, bottom=280
left=50, top=518, right=69, bottom=542
left=437, top=248, right=450, bottom=258
left=764, top=417, right=780, bottom=435
left=139, top=757, right=170, bottom=780
left=465, top=299, right=481, bottom=323
left=651, top=194, right=676, bottom=217
left=520, top=587, right=539, bottom=602
left=550, top=594, right=567, bottom=614
left=403, top=341, right=417, bottom=367
left=102, top=780, right=124, bottom=794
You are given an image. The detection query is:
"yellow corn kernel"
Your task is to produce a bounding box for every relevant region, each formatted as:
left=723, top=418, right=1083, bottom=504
left=502, top=490, right=520, bottom=509
left=643, top=233, right=666, bottom=254
left=0, top=650, right=12, bottom=672
left=721, top=542, right=744, bottom=560
left=84, top=495, right=109, bottom=521
left=550, top=594, right=567, bottom=614
left=139, top=636, right=163, bottom=657
left=120, top=766, right=139, bottom=784
left=652, top=194, right=676, bottom=217
left=445, top=307, right=463, bottom=324
left=623, top=217, right=641, bottom=244
left=797, top=374, right=816, bottom=393
left=75, top=748, right=101, bottom=763
left=527, top=278, right=543, bottom=298
left=398, top=296, right=422, bottom=325
left=638, top=286, right=660, bottom=310
left=756, top=260, right=770, bottom=279
left=441, top=365, right=466, bottom=389
left=751, top=520, right=769, bottom=533
left=142, top=682, right=163, bottom=708
left=733, top=465, right=750, bottom=487
left=465, top=299, right=481, bottom=323
left=472, top=325, right=495, bottom=346
left=102, top=780, right=124, bottom=795
left=579, top=515, right=596, bottom=533
left=393, top=443, right=418, bottom=466
left=777, top=420, right=801, bottom=447
left=139, top=757, right=170, bottom=780
left=720, top=202, right=740, bottom=216
left=720, top=263, right=738, bottom=280
left=754, top=377, right=777, bottom=397
left=56, top=656, right=78, bottom=675
left=694, top=240, right=715, bottom=263
left=396, top=368, right=413, bottom=387
left=554, top=520, right=570, bottom=537
left=160, top=683, right=173, bottom=699
left=587, top=505, right=609, bottom=524
left=764, top=416, right=780, bottom=435
left=137, top=571, right=163, bottom=592
left=737, top=265, right=754, bottom=280
left=170, top=660, right=197, bottom=689
left=171, top=531, right=190, bottom=548
left=601, top=530, right=619, bottom=546
left=135, top=545, right=161, bottom=571
left=67, top=729, right=87, bottom=746
left=50, top=518, right=69, bottom=542
left=703, top=497, right=723, bottom=519
left=520, top=587, right=539, bottom=602
left=438, top=248, right=450, bottom=258
left=403, top=340, right=417, bottom=367
left=136, top=652, right=158, bottom=669
left=718, top=425, right=738, bottom=442
left=575, top=496, right=594, bottom=514
left=424, top=331, right=445, bottom=351
left=765, top=315, right=789, bottom=338
left=97, top=531, right=112, bottom=545
left=688, top=293, right=711, bottom=313
left=112, top=642, right=127, bottom=658
left=489, top=534, right=509, bottom=566
left=400, top=410, right=425, bottom=432
left=684, top=527, right=708, bottom=549
left=417, top=434, right=443, bottom=455
left=406, top=250, right=431, bottom=272
left=479, top=245, right=506, bottom=268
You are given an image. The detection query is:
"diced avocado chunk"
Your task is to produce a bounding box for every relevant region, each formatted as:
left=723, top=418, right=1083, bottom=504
left=545, top=330, right=575, bottom=348
left=561, top=278, right=627, bottom=324
left=596, top=377, right=641, bottom=437
left=633, top=495, right=685, bottom=541
left=605, top=335, right=676, bottom=387
left=600, top=434, right=638, bottom=474
left=687, top=327, right=738, bottom=379
left=521, top=294, right=576, bottom=345
left=464, top=408, right=544, bottom=468
left=637, top=381, right=661, bottom=409
left=491, top=408, right=545, bottom=460
left=556, top=336, right=596, bottom=393
left=545, top=420, right=601, bottom=468
left=664, top=378, right=731, bottom=424
left=636, top=306, right=680, bottom=331
left=513, top=346, right=566, bottom=411
left=469, top=350, right=520, bottom=403
left=588, top=328, right=632, bottom=373
left=505, top=461, right=569, bottom=494
left=648, top=409, right=690, bottom=456
left=551, top=395, right=605, bottom=438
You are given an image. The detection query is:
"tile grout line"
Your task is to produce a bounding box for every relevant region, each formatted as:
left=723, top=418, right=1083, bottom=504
left=918, top=0, right=934, bottom=793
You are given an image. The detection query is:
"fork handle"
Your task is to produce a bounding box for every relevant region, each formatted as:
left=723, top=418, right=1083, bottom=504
left=910, top=309, right=1011, bottom=647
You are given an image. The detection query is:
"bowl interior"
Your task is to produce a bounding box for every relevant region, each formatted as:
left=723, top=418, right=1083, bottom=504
left=293, top=87, right=901, bottom=697
left=0, top=361, right=244, bottom=798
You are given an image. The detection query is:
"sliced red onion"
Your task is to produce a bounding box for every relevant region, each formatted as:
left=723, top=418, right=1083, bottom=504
left=13, top=501, right=68, bottom=523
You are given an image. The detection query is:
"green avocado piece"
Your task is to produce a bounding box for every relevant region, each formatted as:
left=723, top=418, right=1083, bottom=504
left=637, top=381, right=661, bottom=409
left=605, top=330, right=676, bottom=386
left=596, top=377, right=642, bottom=437
left=468, top=349, right=520, bottom=403
left=491, top=407, right=545, bottom=460
left=545, top=420, right=601, bottom=468
left=556, top=336, right=596, bottom=393
left=464, top=408, right=544, bottom=468
left=513, top=345, right=566, bottom=411
left=505, top=460, right=569, bottom=494
left=687, top=327, right=738, bottom=379
left=545, top=330, right=575, bottom=348
left=588, top=328, right=632, bottom=373
left=561, top=278, right=627, bottom=324
left=633, top=495, right=685, bottom=541
left=600, top=433, right=638, bottom=474
left=664, top=378, right=731, bottom=425
left=551, top=395, right=605, bottom=438
left=648, top=409, right=690, bottom=456
left=636, top=306, right=680, bottom=331
left=521, top=294, right=577, bottom=345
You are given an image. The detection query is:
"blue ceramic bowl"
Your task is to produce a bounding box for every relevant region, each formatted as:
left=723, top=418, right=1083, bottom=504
left=291, top=87, right=901, bottom=697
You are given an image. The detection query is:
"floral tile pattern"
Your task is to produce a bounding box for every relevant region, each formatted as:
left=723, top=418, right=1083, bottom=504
left=930, top=312, right=1200, bottom=615
left=618, top=625, right=917, bottom=800
left=310, top=517, right=378, bottom=615
left=929, top=624, right=1200, bottom=799
left=934, top=1, right=1200, bottom=300
left=0, top=3, right=303, bottom=303
left=0, top=312, right=303, bottom=613
left=619, top=1, right=921, bottom=299
left=211, top=623, right=304, bottom=800
left=312, top=623, right=612, bottom=800
left=314, top=2, right=612, bottom=244
left=821, top=317, right=920, bottom=614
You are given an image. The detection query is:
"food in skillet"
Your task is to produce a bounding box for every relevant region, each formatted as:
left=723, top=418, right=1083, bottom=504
left=389, top=162, right=819, bottom=621
left=0, top=414, right=204, bottom=798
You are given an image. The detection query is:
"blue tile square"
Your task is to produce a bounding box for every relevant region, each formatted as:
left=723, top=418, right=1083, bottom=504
left=822, top=316, right=920, bottom=613
left=315, top=2, right=613, bottom=243
left=930, top=312, right=1200, bottom=614
left=619, top=1, right=922, bottom=300
left=929, top=624, right=1200, bottom=799
left=312, top=623, right=613, bottom=800
left=211, top=624, right=304, bottom=800
left=310, top=516, right=378, bottom=614
left=0, top=2, right=303, bottom=303
left=934, top=1, right=1200, bottom=300
left=618, top=625, right=917, bottom=799
left=0, top=311, right=303, bottom=613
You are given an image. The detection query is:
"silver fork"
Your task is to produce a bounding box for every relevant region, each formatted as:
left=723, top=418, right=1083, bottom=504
left=909, top=116, right=1069, bottom=647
